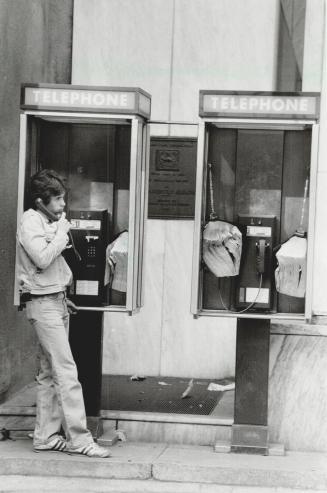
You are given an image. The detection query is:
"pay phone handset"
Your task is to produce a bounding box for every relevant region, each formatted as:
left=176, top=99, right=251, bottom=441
left=256, top=238, right=268, bottom=275
left=35, top=198, right=81, bottom=261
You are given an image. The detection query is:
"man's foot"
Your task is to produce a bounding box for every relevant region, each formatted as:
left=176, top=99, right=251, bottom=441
left=67, top=442, right=111, bottom=458
left=34, top=436, right=67, bottom=452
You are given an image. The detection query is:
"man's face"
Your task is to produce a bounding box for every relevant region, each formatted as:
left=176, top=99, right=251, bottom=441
left=47, top=194, right=66, bottom=218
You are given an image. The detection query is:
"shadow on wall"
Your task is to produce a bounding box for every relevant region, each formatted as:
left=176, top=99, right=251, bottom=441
left=0, top=0, right=73, bottom=401
left=0, top=355, right=11, bottom=403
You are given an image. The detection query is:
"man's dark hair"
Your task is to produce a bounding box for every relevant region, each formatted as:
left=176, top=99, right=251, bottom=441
left=30, top=169, right=66, bottom=206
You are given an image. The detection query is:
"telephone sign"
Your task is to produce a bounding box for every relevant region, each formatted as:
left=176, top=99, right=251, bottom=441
left=21, top=83, right=151, bottom=117
left=200, top=91, right=319, bottom=119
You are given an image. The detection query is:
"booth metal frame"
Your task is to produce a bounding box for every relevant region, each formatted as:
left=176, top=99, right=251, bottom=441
left=15, top=109, right=150, bottom=315
left=191, top=117, right=320, bottom=322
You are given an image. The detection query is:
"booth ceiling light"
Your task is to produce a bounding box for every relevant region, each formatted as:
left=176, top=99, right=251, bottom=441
left=37, top=115, right=131, bottom=125
left=211, top=123, right=308, bottom=131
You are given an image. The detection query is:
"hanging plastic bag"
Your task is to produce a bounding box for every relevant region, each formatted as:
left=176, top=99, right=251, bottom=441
left=275, top=178, right=308, bottom=298
left=104, top=231, right=128, bottom=292
left=203, top=220, right=242, bottom=277
left=275, top=236, right=306, bottom=297
left=202, top=163, right=242, bottom=278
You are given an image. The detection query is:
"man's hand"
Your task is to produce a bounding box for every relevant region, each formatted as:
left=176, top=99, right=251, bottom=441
left=57, top=212, right=71, bottom=235
left=66, top=298, right=78, bottom=314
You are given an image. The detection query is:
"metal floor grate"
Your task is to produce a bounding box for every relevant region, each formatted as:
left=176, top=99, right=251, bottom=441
left=101, top=375, right=234, bottom=415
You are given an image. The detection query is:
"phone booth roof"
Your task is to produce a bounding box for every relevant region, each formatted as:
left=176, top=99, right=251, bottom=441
left=21, top=83, right=151, bottom=119
left=199, top=90, right=320, bottom=121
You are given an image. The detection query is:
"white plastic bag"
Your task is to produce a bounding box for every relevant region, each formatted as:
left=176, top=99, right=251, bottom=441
left=275, top=236, right=306, bottom=297
left=202, top=220, right=242, bottom=277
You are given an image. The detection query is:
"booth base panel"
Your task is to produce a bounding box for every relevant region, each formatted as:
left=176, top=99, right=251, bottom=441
left=99, top=376, right=234, bottom=447
left=98, top=411, right=233, bottom=447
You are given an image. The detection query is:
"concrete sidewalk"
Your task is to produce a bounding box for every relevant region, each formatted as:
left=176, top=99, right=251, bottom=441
left=0, top=439, right=327, bottom=492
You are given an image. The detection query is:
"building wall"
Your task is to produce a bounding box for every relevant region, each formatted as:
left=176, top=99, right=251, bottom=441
left=72, top=0, right=280, bottom=378
left=307, top=0, right=327, bottom=316
left=0, top=0, right=73, bottom=402
left=72, top=0, right=327, bottom=453
left=269, top=329, right=327, bottom=451
left=268, top=0, right=327, bottom=452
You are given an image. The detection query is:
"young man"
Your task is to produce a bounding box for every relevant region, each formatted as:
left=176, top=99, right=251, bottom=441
left=16, top=169, right=110, bottom=458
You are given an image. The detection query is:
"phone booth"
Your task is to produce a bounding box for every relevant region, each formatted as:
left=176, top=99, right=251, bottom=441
left=191, top=91, right=320, bottom=454
left=15, top=83, right=151, bottom=415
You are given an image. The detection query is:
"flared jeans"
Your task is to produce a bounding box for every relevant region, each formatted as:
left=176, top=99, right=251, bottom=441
left=26, top=292, right=93, bottom=449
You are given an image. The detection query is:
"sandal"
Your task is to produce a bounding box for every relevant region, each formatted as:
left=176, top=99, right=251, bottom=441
left=34, top=436, right=67, bottom=452
left=67, top=442, right=110, bottom=458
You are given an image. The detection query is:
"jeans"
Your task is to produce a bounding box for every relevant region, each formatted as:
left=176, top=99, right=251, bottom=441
left=26, top=292, right=93, bottom=449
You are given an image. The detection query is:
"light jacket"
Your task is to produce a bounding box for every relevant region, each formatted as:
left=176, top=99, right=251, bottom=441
left=17, top=209, right=72, bottom=295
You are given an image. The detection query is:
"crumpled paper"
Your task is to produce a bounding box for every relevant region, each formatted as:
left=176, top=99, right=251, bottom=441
left=275, top=235, right=307, bottom=297
left=202, top=221, right=242, bottom=277
left=207, top=382, right=235, bottom=392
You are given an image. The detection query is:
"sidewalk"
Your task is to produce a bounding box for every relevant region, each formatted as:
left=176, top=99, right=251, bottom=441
left=0, top=438, right=327, bottom=492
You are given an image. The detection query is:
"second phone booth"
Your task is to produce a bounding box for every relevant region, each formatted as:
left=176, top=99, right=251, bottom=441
left=15, top=83, right=151, bottom=415
left=191, top=91, right=320, bottom=454
left=192, top=90, right=320, bottom=321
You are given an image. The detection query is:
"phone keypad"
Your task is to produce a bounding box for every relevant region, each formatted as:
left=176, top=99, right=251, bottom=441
left=87, top=246, right=97, bottom=258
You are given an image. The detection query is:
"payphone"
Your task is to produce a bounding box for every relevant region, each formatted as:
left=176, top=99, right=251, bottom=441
left=66, top=209, right=109, bottom=307
left=234, top=215, right=276, bottom=312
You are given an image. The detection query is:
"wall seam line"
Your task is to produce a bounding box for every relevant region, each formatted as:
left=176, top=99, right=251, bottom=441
left=167, top=0, right=176, bottom=137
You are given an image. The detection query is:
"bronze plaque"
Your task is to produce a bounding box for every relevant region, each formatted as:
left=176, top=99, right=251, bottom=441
left=148, top=138, right=197, bottom=219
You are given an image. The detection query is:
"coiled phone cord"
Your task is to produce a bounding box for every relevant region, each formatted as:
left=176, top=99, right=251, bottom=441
left=68, top=231, right=82, bottom=262
left=218, top=273, right=263, bottom=314
left=208, top=163, right=218, bottom=221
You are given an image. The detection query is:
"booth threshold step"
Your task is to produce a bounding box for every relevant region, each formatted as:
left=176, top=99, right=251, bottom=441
left=100, top=409, right=233, bottom=426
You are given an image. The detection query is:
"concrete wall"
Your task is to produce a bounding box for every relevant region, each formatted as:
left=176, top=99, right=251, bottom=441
left=72, top=0, right=280, bottom=378
left=269, top=329, right=327, bottom=452
left=307, top=0, right=327, bottom=316
left=0, top=0, right=73, bottom=402
left=71, top=1, right=327, bottom=453
left=267, top=0, right=327, bottom=452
